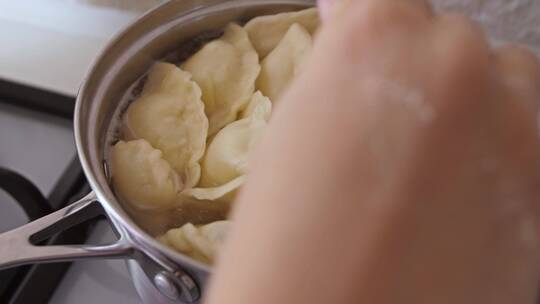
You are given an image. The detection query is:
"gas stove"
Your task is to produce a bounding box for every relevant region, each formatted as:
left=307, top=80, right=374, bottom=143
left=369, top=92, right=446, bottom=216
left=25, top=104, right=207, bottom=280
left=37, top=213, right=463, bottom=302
left=0, top=1, right=148, bottom=303
left=0, top=76, right=142, bottom=304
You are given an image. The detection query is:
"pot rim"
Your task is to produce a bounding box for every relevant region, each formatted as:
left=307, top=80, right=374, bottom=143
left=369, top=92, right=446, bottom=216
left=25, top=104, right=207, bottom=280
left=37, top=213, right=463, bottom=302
left=74, top=0, right=316, bottom=274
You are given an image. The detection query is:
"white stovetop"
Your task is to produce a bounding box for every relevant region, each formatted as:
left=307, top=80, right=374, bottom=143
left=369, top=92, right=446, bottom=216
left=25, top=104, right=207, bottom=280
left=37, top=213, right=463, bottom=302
left=0, top=1, right=139, bottom=95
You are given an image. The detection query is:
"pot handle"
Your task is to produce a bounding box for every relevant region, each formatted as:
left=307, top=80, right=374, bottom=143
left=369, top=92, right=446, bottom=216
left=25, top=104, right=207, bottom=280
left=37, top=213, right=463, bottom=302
left=0, top=192, right=133, bottom=270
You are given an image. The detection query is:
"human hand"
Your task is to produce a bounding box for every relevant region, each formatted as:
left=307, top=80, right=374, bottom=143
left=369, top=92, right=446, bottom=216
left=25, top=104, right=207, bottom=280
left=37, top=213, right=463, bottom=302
left=206, top=1, right=540, bottom=303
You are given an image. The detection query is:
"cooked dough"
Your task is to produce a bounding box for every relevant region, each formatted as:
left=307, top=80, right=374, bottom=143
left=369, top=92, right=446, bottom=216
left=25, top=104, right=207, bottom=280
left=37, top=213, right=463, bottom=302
left=240, top=91, right=272, bottom=122
left=126, top=62, right=208, bottom=188
left=111, top=139, right=180, bottom=209
left=256, top=23, right=313, bottom=102
left=185, top=176, right=246, bottom=201
left=182, top=23, right=260, bottom=135
left=159, top=221, right=230, bottom=263
left=245, top=7, right=319, bottom=58
left=200, top=92, right=272, bottom=188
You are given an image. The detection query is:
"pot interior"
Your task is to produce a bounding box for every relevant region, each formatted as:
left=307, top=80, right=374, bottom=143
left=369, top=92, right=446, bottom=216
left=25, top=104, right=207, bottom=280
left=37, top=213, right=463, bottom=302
left=76, top=0, right=315, bottom=271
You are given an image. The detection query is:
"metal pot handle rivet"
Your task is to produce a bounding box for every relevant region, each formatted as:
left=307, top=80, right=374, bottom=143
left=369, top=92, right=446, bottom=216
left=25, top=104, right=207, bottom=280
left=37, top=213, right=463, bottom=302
left=142, top=263, right=199, bottom=302
left=154, top=272, right=182, bottom=300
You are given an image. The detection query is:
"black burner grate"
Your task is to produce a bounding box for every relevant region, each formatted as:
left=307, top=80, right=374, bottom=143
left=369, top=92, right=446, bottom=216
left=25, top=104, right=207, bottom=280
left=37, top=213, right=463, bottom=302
left=0, top=79, right=96, bottom=304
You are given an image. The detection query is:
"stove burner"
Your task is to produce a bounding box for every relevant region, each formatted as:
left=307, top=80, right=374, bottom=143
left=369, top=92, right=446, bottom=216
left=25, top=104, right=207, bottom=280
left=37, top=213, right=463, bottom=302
left=0, top=79, right=95, bottom=304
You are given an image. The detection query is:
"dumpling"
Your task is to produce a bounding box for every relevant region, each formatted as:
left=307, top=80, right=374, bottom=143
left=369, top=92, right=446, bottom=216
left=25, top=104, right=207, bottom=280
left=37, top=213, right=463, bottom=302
left=240, top=91, right=272, bottom=122
left=111, top=139, right=181, bottom=209
left=182, top=23, right=260, bottom=135
left=159, top=221, right=230, bottom=263
left=256, top=23, right=313, bottom=102
left=185, top=176, right=246, bottom=201
left=184, top=93, right=270, bottom=202
left=245, top=7, right=319, bottom=58
left=199, top=93, right=271, bottom=187
left=126, top=62, right=208, bottom=188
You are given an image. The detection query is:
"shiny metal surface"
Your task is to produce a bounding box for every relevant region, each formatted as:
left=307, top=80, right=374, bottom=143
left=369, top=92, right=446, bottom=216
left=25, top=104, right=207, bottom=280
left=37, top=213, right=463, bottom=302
left=0, top=192, right=132, bottom=269
left=132, top=247, right=201, bottom=303
left=128, top=260, right=180, bottom=304
left=154, top=272, right=183, bottom=301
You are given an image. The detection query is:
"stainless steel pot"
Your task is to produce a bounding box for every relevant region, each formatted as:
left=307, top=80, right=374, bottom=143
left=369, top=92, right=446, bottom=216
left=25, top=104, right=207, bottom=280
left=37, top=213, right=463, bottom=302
left=0, top=1, right=314, bottom=303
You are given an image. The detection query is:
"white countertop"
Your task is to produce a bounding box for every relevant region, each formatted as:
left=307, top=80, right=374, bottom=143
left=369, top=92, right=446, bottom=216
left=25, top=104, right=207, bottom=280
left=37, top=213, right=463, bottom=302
left=0, top=1, right=139, bottom=96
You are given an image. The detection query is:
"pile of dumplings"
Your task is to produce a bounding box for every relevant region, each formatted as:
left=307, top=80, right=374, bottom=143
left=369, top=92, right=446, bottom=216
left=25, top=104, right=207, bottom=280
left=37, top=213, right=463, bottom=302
left=111, top=8, right=319, bottom=264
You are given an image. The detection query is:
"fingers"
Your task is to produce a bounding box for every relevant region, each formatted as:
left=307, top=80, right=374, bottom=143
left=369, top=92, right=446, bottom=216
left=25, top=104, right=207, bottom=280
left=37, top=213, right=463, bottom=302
left=492, top=45, right=540, bottom=175
left=419, top=13, right=492, bottom=111
left=317, top=0, right=337, bottom=21
left=318, top=0, right=350, bottom=22
left=432, top=13, right=490, bottom=55
left=494, top=45, right=540, bottom=148
left=432, top=14, right=491, bottom=88
left=494, top=45, right=540, bottom=110
left=321, top=0, right=433, bottom=23
left=366, top=0, right=433, bottom=17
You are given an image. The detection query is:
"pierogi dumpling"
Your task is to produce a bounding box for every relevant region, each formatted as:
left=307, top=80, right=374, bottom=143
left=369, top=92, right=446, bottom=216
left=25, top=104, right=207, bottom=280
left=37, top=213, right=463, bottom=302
left=111, top=139, right=180, bottom=209
left=200, top=92, right=272, bottom=188
left=182, top=23, right=260, bottom=135
left=185, top=175, right=246, bottom=201
left=126, top=62, right=208, bottom=188
left=245, top=7, right=319, bottom=58
left=240, top=91, right=272, bottom=122
left=256, top=23, right=313, bottom=102
left=159, top=221, right=230, bottom=263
